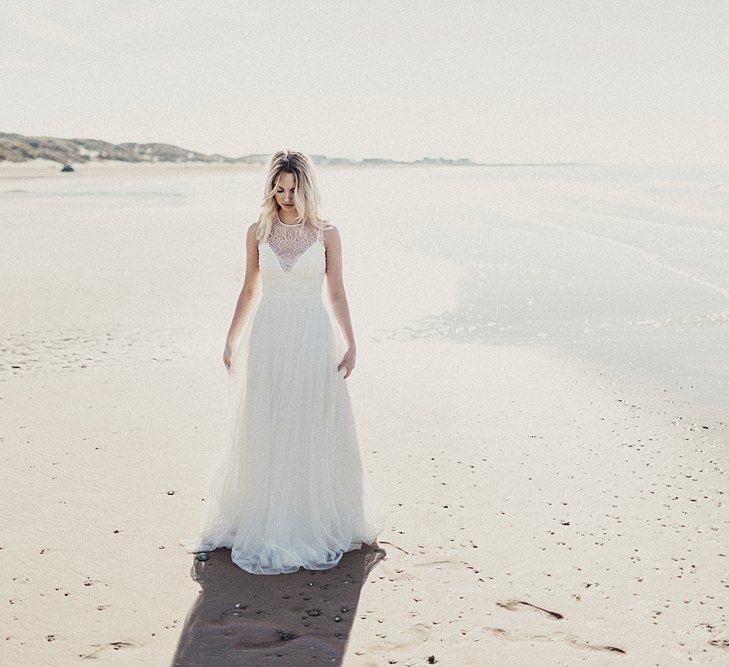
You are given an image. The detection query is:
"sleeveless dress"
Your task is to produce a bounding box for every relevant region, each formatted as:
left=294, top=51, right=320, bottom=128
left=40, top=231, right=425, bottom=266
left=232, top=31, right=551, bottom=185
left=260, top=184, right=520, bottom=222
left=179, top=213, right=383, bottom=575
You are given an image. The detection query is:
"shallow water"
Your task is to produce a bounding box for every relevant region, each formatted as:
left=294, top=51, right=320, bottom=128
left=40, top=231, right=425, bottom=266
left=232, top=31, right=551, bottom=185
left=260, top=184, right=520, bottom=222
left=1, top=163, right=727, bottom=417
left=369, top=164, right=729, bottom=418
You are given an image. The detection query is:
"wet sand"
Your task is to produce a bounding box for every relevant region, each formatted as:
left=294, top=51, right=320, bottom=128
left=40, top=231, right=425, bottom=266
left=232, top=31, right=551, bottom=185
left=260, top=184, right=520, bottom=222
left=1, top=163, right=727, bottom=664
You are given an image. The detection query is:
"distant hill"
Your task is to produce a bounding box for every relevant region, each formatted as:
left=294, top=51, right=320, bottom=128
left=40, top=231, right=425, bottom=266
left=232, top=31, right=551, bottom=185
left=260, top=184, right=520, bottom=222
left=0, top=132, right=270, bottom=165
left=0, top=132, right=481, bottom=167
left=0, top=132, right=592, bottom=168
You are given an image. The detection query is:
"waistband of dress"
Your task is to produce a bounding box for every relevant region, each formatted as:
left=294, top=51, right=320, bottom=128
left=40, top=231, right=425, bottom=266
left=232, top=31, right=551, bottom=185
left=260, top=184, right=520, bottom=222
left=259, top=293, right=324, bottom=302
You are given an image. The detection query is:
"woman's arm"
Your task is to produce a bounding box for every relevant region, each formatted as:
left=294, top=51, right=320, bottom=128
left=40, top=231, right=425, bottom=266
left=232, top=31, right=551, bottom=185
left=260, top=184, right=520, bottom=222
left=223, top=223, right=261, bottom=368
left=323, top=225, right=357, bottom=378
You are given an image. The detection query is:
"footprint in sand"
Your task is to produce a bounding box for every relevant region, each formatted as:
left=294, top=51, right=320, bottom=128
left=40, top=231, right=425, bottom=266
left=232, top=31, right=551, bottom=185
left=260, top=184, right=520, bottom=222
left=380, top=565, right=416, bottom=581
left=492, top=602, right=626, bottom=655
left=496, top=599, right=564, bottom=620
left=563, top=632, right=626, bottom=654
left=369, top=624, right=431, bottom=652
left=414, top=560, right=471, bottom=570
left=484, top=627, right=552, bottom=641
left=484, top=627, right=626, bottom=655
left=404, top=623, right=431, bottom=642
left=80, top=641, right=135, bottom=659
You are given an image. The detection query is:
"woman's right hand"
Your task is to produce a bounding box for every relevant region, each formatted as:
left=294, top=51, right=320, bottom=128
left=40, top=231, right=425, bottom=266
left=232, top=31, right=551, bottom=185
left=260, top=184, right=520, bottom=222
left=223, top=340, right=233, bottom=370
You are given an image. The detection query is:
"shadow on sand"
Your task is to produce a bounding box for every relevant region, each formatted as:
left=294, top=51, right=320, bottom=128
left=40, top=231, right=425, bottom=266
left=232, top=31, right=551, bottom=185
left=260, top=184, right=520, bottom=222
left=172, top=543, right=386, bottom=666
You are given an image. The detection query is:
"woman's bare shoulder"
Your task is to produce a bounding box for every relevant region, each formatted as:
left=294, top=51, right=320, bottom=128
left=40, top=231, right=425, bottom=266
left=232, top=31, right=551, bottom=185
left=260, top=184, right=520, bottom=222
left=322, top=224, right=340, bottom=245
left=322, top=225, right=340, bottom=250
left=247, top=221, right=262, bottom=240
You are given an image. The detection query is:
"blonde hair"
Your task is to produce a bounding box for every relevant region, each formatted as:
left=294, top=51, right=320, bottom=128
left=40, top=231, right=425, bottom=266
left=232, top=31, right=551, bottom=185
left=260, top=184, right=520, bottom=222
left=255, top=150, right=332, bottom=242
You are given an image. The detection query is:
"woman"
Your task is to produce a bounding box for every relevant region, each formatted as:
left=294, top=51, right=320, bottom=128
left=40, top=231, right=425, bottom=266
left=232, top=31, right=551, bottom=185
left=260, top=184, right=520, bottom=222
left=179, top=150, right=383, bottom=575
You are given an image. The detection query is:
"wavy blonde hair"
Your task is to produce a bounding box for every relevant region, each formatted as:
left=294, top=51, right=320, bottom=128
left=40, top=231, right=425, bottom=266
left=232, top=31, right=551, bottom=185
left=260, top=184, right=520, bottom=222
left=255, top=150, right=332, bottom=242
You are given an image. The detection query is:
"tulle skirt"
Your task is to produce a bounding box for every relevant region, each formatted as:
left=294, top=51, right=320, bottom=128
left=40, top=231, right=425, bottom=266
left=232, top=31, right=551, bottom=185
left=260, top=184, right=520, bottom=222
left=179, top=293, right=383, bottom=575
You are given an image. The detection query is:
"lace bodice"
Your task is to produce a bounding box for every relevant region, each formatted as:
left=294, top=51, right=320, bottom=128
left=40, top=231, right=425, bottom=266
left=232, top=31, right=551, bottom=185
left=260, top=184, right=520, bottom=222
left=266, top=213, right=323, bottom=272
left=257, top=213, right=326, bottom=300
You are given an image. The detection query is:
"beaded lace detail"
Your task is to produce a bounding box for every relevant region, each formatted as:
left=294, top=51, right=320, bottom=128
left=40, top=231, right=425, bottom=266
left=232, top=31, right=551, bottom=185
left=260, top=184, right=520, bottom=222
left=267, top=213, right=323, bottom=272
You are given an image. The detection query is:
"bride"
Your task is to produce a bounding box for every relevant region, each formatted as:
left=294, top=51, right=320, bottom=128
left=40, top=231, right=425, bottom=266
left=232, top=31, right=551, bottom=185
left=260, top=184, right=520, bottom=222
left=179, top=150, right=383, bottom=575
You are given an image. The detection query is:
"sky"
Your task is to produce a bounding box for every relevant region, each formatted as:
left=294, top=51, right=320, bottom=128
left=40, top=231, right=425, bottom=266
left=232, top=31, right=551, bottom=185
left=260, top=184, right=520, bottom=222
left=2, top=1, right=729, bottom=166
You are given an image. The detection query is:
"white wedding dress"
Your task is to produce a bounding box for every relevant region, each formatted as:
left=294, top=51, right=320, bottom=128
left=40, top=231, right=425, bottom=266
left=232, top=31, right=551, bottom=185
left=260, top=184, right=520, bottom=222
left=179, top=213, right=383, bottom=575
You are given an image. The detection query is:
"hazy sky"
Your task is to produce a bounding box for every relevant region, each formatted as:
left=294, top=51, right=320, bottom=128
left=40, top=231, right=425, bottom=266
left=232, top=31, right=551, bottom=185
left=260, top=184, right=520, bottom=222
left=2, top=1, right=728, bottom=165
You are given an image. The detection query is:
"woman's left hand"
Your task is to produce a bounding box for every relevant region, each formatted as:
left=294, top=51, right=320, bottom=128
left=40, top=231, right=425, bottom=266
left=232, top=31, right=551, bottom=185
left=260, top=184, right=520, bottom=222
left=338, top=347, right=356, bottom=379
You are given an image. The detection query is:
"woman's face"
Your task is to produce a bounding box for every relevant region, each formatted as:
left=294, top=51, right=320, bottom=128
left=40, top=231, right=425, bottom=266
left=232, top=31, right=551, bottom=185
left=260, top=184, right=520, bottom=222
left=274, top=171, right=297, bottom=211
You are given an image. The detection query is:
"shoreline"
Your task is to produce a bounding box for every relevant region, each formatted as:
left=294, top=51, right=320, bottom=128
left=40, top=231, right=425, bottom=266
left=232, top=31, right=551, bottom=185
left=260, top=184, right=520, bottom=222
left=0, top=160, right=606, bottom=180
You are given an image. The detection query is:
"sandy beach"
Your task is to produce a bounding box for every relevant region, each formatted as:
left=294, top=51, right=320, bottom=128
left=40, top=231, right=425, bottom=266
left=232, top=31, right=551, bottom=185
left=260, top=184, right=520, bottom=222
left=2, top=162, right=728, bottom=665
